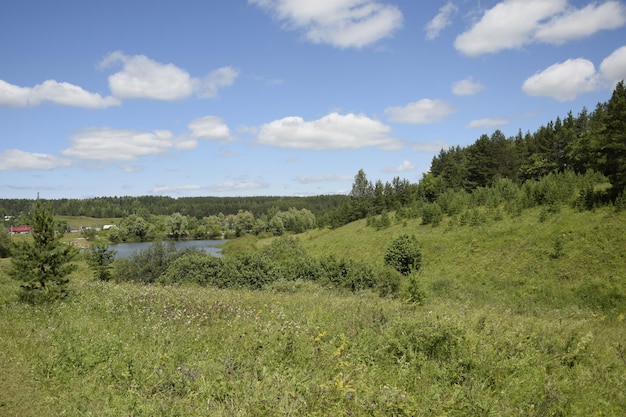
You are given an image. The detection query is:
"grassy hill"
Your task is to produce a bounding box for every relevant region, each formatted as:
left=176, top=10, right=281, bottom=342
left=300, top=205, right=626, bottom=313
left=0, top=206, right=625, bottom=416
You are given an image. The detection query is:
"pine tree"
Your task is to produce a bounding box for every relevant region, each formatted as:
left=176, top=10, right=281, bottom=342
left=9, top=198, right=78, bottom=303
left=598, top=80, right=626, bottom=196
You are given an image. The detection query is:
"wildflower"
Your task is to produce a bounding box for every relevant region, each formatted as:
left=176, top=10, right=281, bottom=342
left=333, top=342, right=346, bottom=357
left=313, top=331, right=326, bottom=342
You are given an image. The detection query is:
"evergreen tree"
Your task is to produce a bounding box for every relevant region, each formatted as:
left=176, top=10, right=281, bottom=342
left=85, top=242, right=117, bottom=281
left=349, top=169, right=374, bottom=220
left=9, top=198, right=78, bottom=303
left=0, top=226, right=11, bottom=258
left=598, top=80, right=626, bottom=195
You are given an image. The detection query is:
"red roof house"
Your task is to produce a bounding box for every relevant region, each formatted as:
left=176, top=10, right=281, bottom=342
left=9, top=226, right=32, bottom=234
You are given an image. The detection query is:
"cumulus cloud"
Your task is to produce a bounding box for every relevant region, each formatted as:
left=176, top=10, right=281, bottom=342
left=535, top=1, right=626, bottom=44
left=61, top=128, right=176, bottom=161
left=0, top=149, right=72, bottom=170
left=0, top=79, right=119, bottom=108
left=384, top=160, right=415, bottom=173
left=425, top=2, right=458, bottom=40
left=522, top=58, right=600, bottom=101
left=176, top=115, right=234, bottom=149
left=248, top=0, right=403, bottom=48
left=455, top=0, right=626, bottom=56
left=466, top=118, right=509, bottom=128
left=256, top=112, right=402, bottom=150
left=100, top=51, right=238, bottom=100
left=600, top=45, right=626, bottom=83
left=385, top=99, right=455, bottom=124
left=188, top=116, right=233, bottom=141
left=452, top=77, right=485, bottom=96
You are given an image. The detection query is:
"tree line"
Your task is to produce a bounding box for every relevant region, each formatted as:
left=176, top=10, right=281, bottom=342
left=427, top=81, right=626, bottom=198
left=324, top=81, right=626, bottom=228
left=0, top=194, right=348, bottom=221
left=105, top=207, right=318, bottom=243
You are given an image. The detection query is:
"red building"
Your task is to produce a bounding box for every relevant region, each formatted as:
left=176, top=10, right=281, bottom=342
left=9, top=226, right=32, bottom=234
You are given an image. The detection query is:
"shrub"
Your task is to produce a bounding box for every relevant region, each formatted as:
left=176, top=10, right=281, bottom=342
left=160, top=252, right=223, bottom=285
left=85, top=242, right=117, bottom=281
left=218, top=252, right=280, bottom=289
left=112, top=241, right=181, bottom=284
left=421, top=202, right=444, bottom=226
left=387, top=319, right=463, bottom=363
left=403, top=272, right=426, bottom=304
left=384, top=234, right=422, bottom=276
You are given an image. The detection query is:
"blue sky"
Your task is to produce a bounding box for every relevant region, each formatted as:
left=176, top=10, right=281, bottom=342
left=1, top=0, right=625, bottom=199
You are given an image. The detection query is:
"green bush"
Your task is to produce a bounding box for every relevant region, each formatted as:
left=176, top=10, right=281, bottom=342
left=218, top=252, right=280, bottom=289
left=420, top=202, right=443, bottom=226
left=85, top=242, right=117, bottom=281
left=403, top=272, right=426, bottom=304
left=384, top=234, right=422, bottom=276
left=159, top=252, right=223, bottom=285
left=112, top=241, right=181, bottom=284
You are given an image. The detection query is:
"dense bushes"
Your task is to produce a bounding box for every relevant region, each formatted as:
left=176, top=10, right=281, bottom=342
left=365, top=170, right=612, bottom=230
left=113, top=237, right=402, bottom=297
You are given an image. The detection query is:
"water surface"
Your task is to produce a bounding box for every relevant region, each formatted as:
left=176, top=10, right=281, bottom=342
left=110, top=239, right=226, bottom=259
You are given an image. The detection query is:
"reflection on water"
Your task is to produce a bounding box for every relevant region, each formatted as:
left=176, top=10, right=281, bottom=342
left=110, top=239, right=227, bottom=259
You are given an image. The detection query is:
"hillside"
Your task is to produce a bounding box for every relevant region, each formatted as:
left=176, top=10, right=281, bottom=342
left=300, top=205, right=626, bottom=312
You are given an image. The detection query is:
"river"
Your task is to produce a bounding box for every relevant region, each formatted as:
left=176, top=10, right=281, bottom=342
left=110, top=239, right=227, bottom=259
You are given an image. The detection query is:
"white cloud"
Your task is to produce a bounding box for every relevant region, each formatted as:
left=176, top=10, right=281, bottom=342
left=188, top=116, right=233, bottom=141
left=101, top=51, right=192, bottom=100
left=385, top=99, right=455, bottom=124
left=522, top=58, right=600, bottom=101
left=101, top=51, right=238, bottom=100
left=249, top=0, right=403, bottom=48
left=176, top=115, right=235, bottom=150
left=535, top=1, right=626, bottom=44
left=466, top=118, right=509, bottom=128
left=0, top=149, right=72, bottom=170
left=600, top=45, right=626, bottom=83
left=425, top=2, right=458, bottom=40
left=0, top=79, right=120, bottom=108
left=452, top=77, right=485, bottom=96
left=256, top=112, right=402, bottom=150
left=193, top=67, right=239, bottom=98
left=454, top=0, right=626, bottom=56
left=384, top=160, right=415, bottom=173
left=62, top=128, right=175, bottom=161
left=296, top=174, right=353, bottom=184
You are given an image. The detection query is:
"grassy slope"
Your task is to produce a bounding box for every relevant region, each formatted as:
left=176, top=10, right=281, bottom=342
left=301, top=206, right=626, bottom=312
left=0, top=206, right=625, bottom=416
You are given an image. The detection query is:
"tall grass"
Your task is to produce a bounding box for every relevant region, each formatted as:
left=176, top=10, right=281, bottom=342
left=1, top=205, right=625, bottom=416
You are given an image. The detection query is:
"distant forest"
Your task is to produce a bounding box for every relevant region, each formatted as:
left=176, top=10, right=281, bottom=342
left=0, top=195, right=348, bottom=220
left=2, top=81, right=625, bottom=229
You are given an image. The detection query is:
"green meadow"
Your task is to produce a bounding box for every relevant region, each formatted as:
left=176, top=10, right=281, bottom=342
left=1, top=205, right=625, bottom=416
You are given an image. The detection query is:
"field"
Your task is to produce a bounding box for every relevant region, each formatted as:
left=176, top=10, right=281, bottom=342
left=1, top=206, right=625, bottom=416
